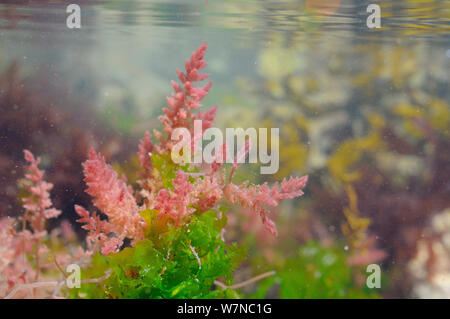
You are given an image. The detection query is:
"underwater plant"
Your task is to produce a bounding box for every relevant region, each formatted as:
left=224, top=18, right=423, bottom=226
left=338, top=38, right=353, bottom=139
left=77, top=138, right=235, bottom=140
left=0, top=43, right=308, bottom=299
left=249, top=241, right=380, bottom=299
left=0, top=150, right=90, bottom=298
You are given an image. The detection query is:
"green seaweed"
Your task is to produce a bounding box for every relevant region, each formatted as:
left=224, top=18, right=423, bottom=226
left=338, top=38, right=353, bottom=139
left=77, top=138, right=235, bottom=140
left=70, top=209, right=247, bottom=299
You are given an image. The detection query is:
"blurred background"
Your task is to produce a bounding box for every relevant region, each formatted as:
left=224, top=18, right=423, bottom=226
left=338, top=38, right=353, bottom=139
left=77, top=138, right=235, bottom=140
left=0, top=0, right=449, bottom=298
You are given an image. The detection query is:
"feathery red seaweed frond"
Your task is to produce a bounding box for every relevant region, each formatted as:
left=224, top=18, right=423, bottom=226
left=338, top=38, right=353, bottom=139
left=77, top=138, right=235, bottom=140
left=0, top=150, right=82, bottom=297
left=138, top=131, right=154, bottom=175
left=78, top=43, right=308, bottom=252
left=224, top=176, right=308, bottom=236
left=153, top=42, right=216, bottom=153
left=22, top=150, right=61, bottom=222
left=153, top=170, right=198, bottom=226
left=76, top=149, right=145, bottom=254
left=21, top=150, right=61, bottom=281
